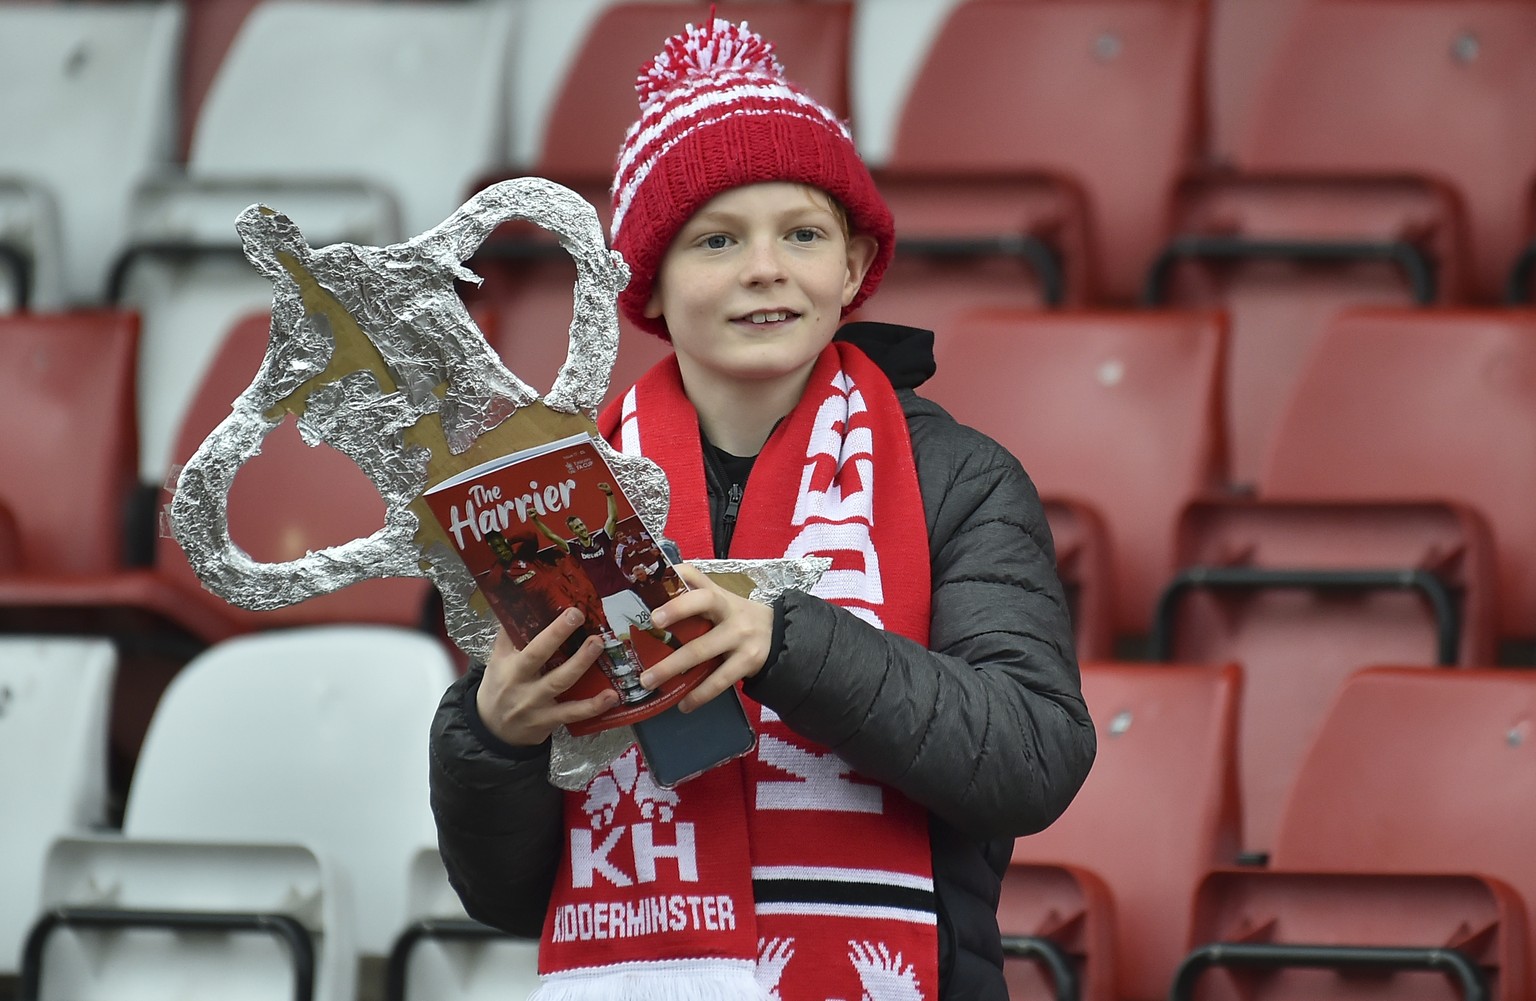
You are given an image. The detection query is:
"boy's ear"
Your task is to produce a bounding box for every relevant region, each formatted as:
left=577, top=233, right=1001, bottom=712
left=842, top=234, right=879, bottom=306
left=643, top=288, right=665, bottom=319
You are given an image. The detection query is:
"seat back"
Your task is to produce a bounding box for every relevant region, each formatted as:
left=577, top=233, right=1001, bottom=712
left=124, top=626, right=456, bottom=956
left=1155, top=175, right=1467, bottom=486
left=190, top=0, right=515, bottom=237
left=1261, top=307, right=1536, bottom=642
left=1268, top=666, right=1536, bottom=994
left=0, top=311, right=140, bottom=575
left=155, top=310, right=434, bottom=631
left=1230, top=0, right=1536, bottom=301
left=1164, top=498, right=1499, bottom=857
left=924, top=308, right=1227, bottom=634
left=0, top=2, right=181, bottom=302
left=889, top=0, right=1204, bottom=302
left=0, top=637, right=115, bottom=975
left=1010, top=662, right=1243, bottom=1001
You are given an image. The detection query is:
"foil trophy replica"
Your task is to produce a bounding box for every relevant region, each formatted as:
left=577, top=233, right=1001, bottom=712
left=168, top=177, right=826, bottom=788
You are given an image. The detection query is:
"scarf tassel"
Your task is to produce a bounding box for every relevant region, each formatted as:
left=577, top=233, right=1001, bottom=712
left=531, top=961, right=768, bottom=1001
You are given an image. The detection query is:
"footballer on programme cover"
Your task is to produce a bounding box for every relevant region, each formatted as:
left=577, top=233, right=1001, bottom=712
left=423, top=432, right=711, bottom=735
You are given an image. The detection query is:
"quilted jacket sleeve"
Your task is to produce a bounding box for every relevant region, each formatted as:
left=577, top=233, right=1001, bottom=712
left=742, top=392, right=1095, bottom=840
left=428, top=667, right=563, bottom=937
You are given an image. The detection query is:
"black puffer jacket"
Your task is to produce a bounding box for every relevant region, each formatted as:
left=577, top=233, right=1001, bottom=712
left=429, top=322, right=1095, bottom=999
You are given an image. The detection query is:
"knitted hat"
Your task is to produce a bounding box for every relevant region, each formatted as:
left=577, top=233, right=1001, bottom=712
left=610, top=16, right=894, bottom=339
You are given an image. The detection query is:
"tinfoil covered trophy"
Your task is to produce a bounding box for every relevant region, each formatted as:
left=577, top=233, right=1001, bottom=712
left=169, top=178, right=825, bottom=788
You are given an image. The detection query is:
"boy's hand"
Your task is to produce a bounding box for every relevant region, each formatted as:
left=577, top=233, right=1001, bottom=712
left=643, top=564, right=774, bottom=712
left=475, top=609, right=619, bottom=747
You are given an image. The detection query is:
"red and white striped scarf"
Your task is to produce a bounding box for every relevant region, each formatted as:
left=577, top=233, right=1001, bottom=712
left=532, top=343, right=937, bottom=1000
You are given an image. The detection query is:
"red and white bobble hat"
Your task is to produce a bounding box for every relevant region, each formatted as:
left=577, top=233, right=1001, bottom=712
left=610, top=15, right=894, bottom=339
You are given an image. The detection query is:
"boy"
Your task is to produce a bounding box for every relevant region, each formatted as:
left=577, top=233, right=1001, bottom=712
left=430, top=16, right=1094, bottom=1000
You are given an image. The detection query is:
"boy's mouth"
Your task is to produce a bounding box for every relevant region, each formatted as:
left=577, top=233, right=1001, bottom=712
left=735, top=309, right=799, bottom=325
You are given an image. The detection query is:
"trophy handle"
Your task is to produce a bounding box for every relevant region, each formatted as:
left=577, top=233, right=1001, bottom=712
left=171, top=177, right=634, bottom=616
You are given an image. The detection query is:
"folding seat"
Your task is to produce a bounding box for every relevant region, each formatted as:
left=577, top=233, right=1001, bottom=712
left=464, top=1, right=855, bottom=402
left=859, top=0, right=1204, bottom=331
left=1042, top=498, right=1115, bottom=663
left=0, top=310, right=438, bottom=803
left=1152, top=498, right=1499, bottom=860
left=1260, top=307, right=1536, bottom=654
left=22, top=626, right=457, bottom=1001
left=0, top=637, right=115, bottom=978
left=0, top=2, right=182, bottom=307
left=1003, top=661, right=1242, bottom=1001
left=0, top=311, right=140, bottom=576
left=1171, top=667, right=1536, bottom=1001
left=1157, top=0, right=1536, bottom=484
left=1147, top=175, right=1468, bottom=487
left=118, top=0, right=516, bottom=485
left=1222, top=0, right=1536, bottom=306
left=921, top=308, right=1228, bottom=637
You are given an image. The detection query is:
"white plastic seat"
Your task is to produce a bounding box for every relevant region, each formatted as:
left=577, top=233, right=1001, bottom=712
left=0, top=2, right=181, bottom=305
left=0, top=637, right=116, bottom=976
left=120, top=0, right=515, bottom=483
left=26, top=626, right=457, bottom=1001
left=387, top=847, right=542, bottom=1001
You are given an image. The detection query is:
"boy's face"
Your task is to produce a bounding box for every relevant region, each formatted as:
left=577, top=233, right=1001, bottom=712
left=644, top=182, right=877, bottom=392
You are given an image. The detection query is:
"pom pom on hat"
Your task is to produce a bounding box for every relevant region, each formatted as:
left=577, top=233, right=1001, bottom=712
left=610, top=15, right=894, bottom=340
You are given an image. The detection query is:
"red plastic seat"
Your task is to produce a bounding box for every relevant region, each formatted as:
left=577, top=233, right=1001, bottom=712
left=1042, top=498, right=1114, bottom=663
left=1175, top=667, right=1536, bottom=1001
left=923, top=308, right=1228, bottom=635
left=1156, top=498, right=1499, bottom=857
left=1227, top=0, right=1536, bottom=304
left=878, top=0, right=1204, bottom=306
left=1150, top=175, right=1468, bottom=486
left=0, top=311, right=139, bottom=576
left=1261, top=307, right=1536, bottom=647
left=1005, top=661, right=1242, bottom=1001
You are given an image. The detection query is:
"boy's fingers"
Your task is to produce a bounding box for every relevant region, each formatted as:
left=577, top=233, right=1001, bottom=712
left=514, top=607, right=588, bottom=678
left=539, top=634, right=605, bottom=696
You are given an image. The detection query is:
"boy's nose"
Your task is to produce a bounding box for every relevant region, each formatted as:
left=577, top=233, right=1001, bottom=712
left=740, top=239, right=787, bottom=285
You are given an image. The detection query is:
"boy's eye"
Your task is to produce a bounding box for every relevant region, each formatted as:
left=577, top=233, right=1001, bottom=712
left=700, top=234, right=731, bottom=250
left=790, top=227, right=821, bottom=243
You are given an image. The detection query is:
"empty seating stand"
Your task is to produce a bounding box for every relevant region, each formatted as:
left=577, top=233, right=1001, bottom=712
left=0, top=2, right=182, bottom=307
left=1004, top=662, right=1243, bottom=1001
left=922, top=308, right=1228, bottom=637
left=865, top=0, right=1203, bottom=328
left=1172, top=667, right=1536, bottom=1001
left=23, top=627, right=457, bottom=1001
left=1153, top=498, right=1499, bottom=858
left=1147, top=175, right=1468, bottom=486
left=0, top=311, right=140, bottom=577
left=1261, top=307, right=1536, bottom=655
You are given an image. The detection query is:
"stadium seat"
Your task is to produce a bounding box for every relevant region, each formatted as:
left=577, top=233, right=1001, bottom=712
left=1223, top=0, right=1536, bottom=304
left=0, top=311, right=140, bottom=576
left=0, top=2, right=182, bottom=306
left=1261, top=307, right=1536, bottom=651
left=1172, top=667, right=1536, bottom=1001
left=120, top=0, right=516, bottom=483
left=0, top=637, right=115, bottom=978
left=0, top=1, right=181, bottom=307
left=384, top=848, right=541, bottom=1001
left=872, top=0, right=1205, bottom=309
left=1146, top=175, right=1468, bottom=487
left=1153, top=498, right=1499, bottom=858
left=1042, top=498, right=1115, bottom=664
left=1004, top=661, right=1242, bottom=1001
left=173, top=0, right=264, bottom=161
left=22, top=627, right=456, bottom=1001
left=922, top=308, right=1228, bottom=636
left=1202, top=0, right=1310, bottom=172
